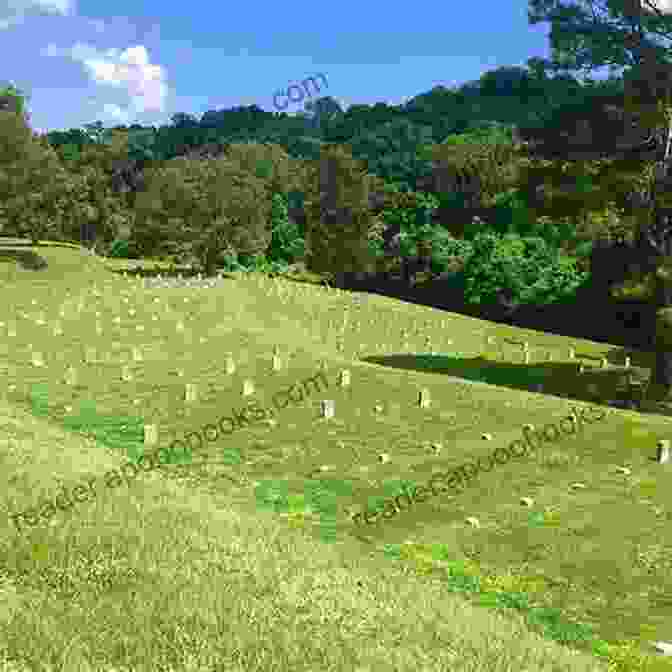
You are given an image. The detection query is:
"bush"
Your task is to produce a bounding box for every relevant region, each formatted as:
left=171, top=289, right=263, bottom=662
left=429, top=232, right=474, bottom=274
left=461, top=232, right=588, bottom=308
left=108, top=238, right=134, bottom=258
left=377, top=189, right=471, bottom=277
left=267, top=193, right=305, bottom=264
left=488, top=188, right=536, bottom=237
left=462, top=196, right=585, bottom=256
left=219, top=250, right=291, bottom=275
left=380, top=190, right=440, bottom=237
left=572, top=239, right=594, bottom=273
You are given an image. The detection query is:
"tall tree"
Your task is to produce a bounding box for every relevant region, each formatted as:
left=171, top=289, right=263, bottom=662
left=528, top=0, right=672, bottom=410
left=223, top=141, right=307, bottom=197
left=302, top=144, right=379, bottom=286
left=133, top=155, right=271, bottom=274
left=0, top=83, right=74, bottom=244
left=423, top=125, right=527, bottom=236
left=528, top=0, right=672, bottom=78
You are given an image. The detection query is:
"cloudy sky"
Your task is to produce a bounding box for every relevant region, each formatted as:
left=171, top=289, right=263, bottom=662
left=0, top=0, right=576, bottom=134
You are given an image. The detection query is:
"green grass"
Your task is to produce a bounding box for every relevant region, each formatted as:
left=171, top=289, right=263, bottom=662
left=1, top=242, right=672, bottom=671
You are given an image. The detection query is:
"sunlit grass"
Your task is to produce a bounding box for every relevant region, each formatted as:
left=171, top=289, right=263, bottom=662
left=0, top=242, right=671, bottom=671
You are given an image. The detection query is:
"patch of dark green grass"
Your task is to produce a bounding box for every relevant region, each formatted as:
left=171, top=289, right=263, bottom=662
left=254, top=477, right=355, bottom=543
left=27, top=383, right=184, bottom=465
left=364, top=352, right=648, bottom=411
left=380, top=542, right=599, bottom=656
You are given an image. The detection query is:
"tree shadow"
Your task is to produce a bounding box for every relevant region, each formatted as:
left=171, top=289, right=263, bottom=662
left=0, top=248, right=48, bottom=270
left=362, top=352, right=653, bottom=412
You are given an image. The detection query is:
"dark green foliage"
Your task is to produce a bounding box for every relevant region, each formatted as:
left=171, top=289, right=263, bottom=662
left=379, top=189, right=440, bottom=237
left=108, top=238, right=133, bottom=258
left=486, top=188, right=537, bottom=237
left=218, top=250, right=291, bottom=274
left=266, top=193, right=305, bottom=264
left=375, top=189, right=443, bottom=271
left=573, top=239, right=594, bottom=271
left=462, top=189, right=586, bottom=254
left=430, top=234, right=475, bottom=276
left=460, top=231, right=588, bottom=307
left=6, top=57, right=663, bottom=331
left=303, top=144, right=379, bottom=281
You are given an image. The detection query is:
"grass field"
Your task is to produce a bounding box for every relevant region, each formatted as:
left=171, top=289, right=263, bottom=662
left=2, top=241, right=672, bottom=671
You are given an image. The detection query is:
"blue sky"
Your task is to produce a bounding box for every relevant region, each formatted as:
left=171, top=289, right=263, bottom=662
left=1, top=0, right=556, bottom=134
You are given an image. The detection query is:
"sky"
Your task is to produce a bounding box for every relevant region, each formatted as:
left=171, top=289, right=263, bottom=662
left=0, top=0, right=624, bottom=134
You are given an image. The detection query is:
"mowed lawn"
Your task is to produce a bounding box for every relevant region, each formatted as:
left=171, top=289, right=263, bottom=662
left=1, top=242, right=672, bottom=671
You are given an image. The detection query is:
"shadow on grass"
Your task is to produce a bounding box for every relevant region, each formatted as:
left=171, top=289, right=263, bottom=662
left=0, top=248, right=48, bottom=270
left=362, top=351, right=652, bottom=412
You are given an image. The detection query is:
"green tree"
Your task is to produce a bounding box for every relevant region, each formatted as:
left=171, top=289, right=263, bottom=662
left=461, top=231, right=588, bottom=308
left=133, top=155, right=272, bottom=275
left=267, top=193, right=305, bottom=264
left=528, top=0, right=672, bottom=80
left=302, top=144, right=379, bottom=285
left=423, top=125, right=528, bottom=237
left=224, top=141, right=307, bottom=197
left=0, top=83, right=76, bottom=244
left=48, top=127, right=140, bottom=247
left=527, top=0, right=672, bottom=408
left=343, top=119, right=435, bottom=191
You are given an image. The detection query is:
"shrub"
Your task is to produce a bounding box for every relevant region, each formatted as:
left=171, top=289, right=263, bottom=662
left=461, top=231, right=588, bottom=308
left=266, top=193, right=305, bottom=263
left=218, top=250, right=250, bottom=273
left=219, top=250, right=290, bottom=275
left=429, top=232, right=474, bottom=274
left=108, top=238, right=133, bottom=258
left=572, top=239, right=594, bottom=273
left=488, top=188, right=536, bottom=237
left=462, top=200, right=586, bottom=257
left=377, top=189, right=473, bottom=278
left=379, top=190, right=440, bottom=244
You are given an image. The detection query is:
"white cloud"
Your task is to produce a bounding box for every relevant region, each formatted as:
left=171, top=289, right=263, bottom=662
left=642, top=0, right=672, bottom=13
left=0, top=0, right=74, bottom=29
left=43, top=42, right=169, bottom=120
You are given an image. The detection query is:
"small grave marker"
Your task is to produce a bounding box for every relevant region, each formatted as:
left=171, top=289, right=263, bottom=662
left=64, top=366, right=77, bottom=386
left=418, top=388, right=431, bottom=409
left=185, top=383, right=198, bottom=403
left=144, top=424, right=158, bottom=447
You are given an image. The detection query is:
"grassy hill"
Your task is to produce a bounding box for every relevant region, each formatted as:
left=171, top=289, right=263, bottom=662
left=1, top=241, right=672, bottom=671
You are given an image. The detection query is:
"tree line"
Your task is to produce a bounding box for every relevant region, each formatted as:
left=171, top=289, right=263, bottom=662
left=6, top=0, right=672, bottom=407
